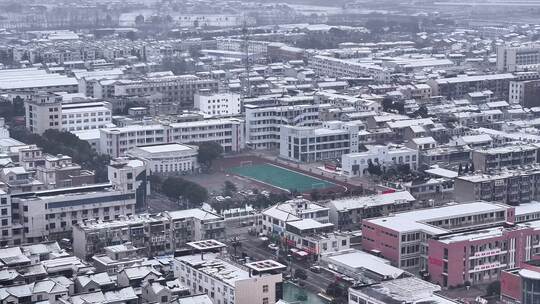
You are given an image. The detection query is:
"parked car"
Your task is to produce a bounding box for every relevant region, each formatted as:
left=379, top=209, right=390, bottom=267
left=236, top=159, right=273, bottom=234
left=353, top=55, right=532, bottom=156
left=268, top=243, right=279, bottom=251
left=309, top=265, right=322, bottom=273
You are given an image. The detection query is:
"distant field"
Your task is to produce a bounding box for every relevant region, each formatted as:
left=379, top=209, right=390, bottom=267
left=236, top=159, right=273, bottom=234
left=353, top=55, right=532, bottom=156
left=228, top=163, right=335, bottom=192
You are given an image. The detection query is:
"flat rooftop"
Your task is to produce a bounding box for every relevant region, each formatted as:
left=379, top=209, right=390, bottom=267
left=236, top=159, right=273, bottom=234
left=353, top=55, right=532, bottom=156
left=135, top=143, right=196, bottom=154
left=353, top=277, right=455, bottom=304
left=245, top=260, right=286, bottom=272
left=187, top=240, right=226, bottom=251
left=287, top=219, right=333, bottom=231
left=329, top=191, right=415, bottom=212
left=166, top=209, right=222, bottom=221
left=366, top=201, right=508, bottom=234
left=326, top=250, right=404, bottom=279
left=175, top=253, right=251, bottom=286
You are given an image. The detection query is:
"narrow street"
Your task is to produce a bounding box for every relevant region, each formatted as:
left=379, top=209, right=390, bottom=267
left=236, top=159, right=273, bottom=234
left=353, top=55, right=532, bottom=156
left=229, top=233, right=337, bottom=296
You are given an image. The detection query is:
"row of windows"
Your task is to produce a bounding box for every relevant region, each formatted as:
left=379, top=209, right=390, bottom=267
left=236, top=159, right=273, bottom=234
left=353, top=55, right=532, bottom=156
left=62, top=112, right=110, bottom=118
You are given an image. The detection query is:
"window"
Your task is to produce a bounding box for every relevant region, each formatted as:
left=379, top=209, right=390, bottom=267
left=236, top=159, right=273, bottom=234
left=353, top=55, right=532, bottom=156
left=161, top=296, right=168, bottom=302
left=263, top=298, right=269, bottom=304
left=263, top=285, right=269, bottom=293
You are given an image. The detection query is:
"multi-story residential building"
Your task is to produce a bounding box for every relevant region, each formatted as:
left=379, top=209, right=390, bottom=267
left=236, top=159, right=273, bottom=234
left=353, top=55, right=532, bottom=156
left=194, top=92, right=242, bottom=116
left=326, top=191, right=417, bottom=229
left=509, top=78, right=540, bottom=107
left=35, top=153, right=95, bottom=189
left=258, top=198, right=330, bottom=236
left=245, top=104, right=321, bottom=150
left=0, top=166, right=45, bottom=193
left=127, top=143, right=199, bottom=175
left=454, top=167, right=540, bottom=205
left=0, top=190, right=11, bottom=247
left=99, top=118, right=245, bottom=158
left=279, top=121, right=360, bottom=163
left=341, top=144, right=418, bottom=177
left=72, top=209, right=225, bottom=260
left=420, top=145, right=472, bottom=167
left=24, top=92, right=62, bottom=135
left=309, top=55, right=391, bottom=82
left=428, top=218, right=540, bottom=288
left=60, top=101, right=113, bottom=132
left=73, top=68, right=125, bottom=98
left=216, top=38, right=270, bottom=57
left=283, top=219, right=350, bottom=258
left=113, top=75, right=218, bottom=108
left=471, top=144, right=538, bottom=172
left=14, top=144, right=95, bottom=190
left=108, top=158, right=149, bottom=212
left=428, top=74, right=515, bottom=100
left=497, top=44, right=540, bottom=72
left=362, top=201, right=514, bottom=271
left=173, top=241, right=284, bottom=304
left=25, top=92, right=113, bottom=134
left=9, top=183, right=137, bottom=245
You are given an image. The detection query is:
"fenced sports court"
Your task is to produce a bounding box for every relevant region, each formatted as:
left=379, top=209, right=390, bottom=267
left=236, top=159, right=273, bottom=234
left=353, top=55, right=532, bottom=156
left=228, top=161, right=336, bottom=193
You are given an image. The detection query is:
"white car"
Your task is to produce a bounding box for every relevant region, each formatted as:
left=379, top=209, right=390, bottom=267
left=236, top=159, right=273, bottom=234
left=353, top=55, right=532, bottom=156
left=268, top=243, right=279, bottom=251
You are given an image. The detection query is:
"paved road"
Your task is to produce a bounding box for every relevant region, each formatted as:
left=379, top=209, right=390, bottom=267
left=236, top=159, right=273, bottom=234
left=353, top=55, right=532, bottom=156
left=229, top=234, right=337, bottom=295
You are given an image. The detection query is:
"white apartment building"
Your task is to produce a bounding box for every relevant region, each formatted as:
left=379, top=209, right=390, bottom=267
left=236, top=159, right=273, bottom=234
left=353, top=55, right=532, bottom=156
left=497, top=44, right=540, bottom=72
left=194, top=92, right=241, bottom=116
left=73, top=209, right=225, bottom=260
left=24, top=92, right=62, bottom=135
left=173, top=249, right=284, bottom=304
left=258, top=198, right=330, bottom=236
left=99, top=118, right=245, bottom=157
left=309, top=55, right=391, bottom=82
left=108, top=158, right=149, bottom=212
left=341, top=144, right=418, bottom=177
left=284, top=219, right=351, bottom=257
left=176, top=15, right=250, bottom=28
left=10, top=184, right=136, bottom=245
left=280, top=121, right=360, bottom=163
left=113, top=75, right=218, bottom=108
left=216, top=38, right=270, bottom=56
left=0, top=190, right=11, bottom=247
left=509, top=80, right=526, bottom=104
left=245, top=104, right=321, bottom=150
left=60, top=101, right=113, bottom=132
left=127, top=143, right=199, bottom=175
left=25, top=92, right=113, bottom=134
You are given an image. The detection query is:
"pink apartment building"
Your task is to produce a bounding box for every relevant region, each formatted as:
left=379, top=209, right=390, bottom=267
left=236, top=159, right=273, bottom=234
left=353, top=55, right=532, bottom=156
left=428, top=220, right=540, bottom=288
left=362, top=201, right=514, bottom=272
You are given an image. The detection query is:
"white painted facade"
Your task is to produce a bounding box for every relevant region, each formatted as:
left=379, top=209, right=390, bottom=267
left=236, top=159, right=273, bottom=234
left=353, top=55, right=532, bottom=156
left=245, top=104, right=321, bottom=150
left=341, top=145, right=418, bottom=177
left=279, top=121, right=360, bottom=163
left=194, top=92, right=241, bottom=116
left=99, top=118, right=245, bottom=157
left=127, top=143, right=199, bottom=174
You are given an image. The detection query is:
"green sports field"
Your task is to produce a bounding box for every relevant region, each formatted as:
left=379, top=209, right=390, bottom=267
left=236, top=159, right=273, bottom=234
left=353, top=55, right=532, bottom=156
left=228, top=163, right=335, bottom=192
